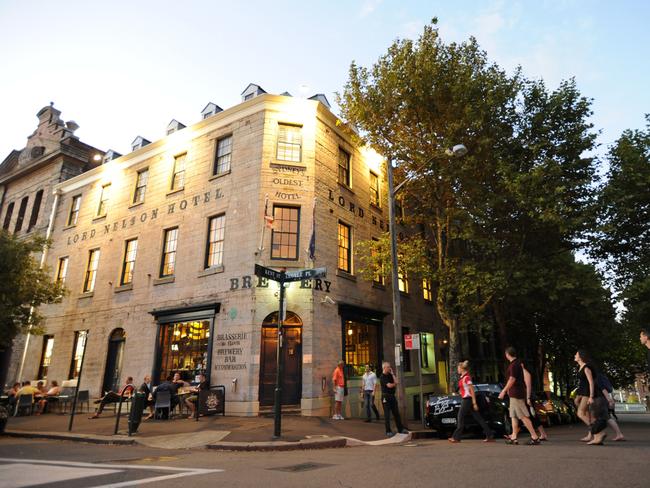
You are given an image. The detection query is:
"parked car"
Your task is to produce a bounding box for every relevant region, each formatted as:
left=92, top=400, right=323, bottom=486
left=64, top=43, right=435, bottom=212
left=425, top=383, right=511, bottom=439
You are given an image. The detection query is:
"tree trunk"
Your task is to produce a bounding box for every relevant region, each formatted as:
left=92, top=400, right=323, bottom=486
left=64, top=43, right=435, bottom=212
left=492, top=302, right=508, bottom=352
left=448, top=317, right=460, bottom=391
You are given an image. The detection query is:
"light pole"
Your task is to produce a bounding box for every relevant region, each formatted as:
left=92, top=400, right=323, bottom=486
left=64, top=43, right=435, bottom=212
left=386, top=145, right=466, bottom=422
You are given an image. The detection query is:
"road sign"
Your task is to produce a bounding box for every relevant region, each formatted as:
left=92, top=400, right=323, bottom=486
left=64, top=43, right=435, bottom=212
left=404, top=333, right=420, bottom=350
left=254, top=264, right=284, bottom=282
left=284, top=267, right=327, bottom=282
left=254, top=264, right=326, bottom=283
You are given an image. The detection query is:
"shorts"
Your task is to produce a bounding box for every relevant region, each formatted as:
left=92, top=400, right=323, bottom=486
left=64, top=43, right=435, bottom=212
left=186, top=395, right=198, bottom=404
left=334, top=386, right=344, bottom=402
left=509, top=398, right=530, bottom=419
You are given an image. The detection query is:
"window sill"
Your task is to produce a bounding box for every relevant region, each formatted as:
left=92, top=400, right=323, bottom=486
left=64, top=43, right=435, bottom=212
left=198, top=265, right=224, bottom=277
left=268, top=259, right=300, bottom=267
left=63, top=224, right=77, bottom=231
left=128, top=201, right=145, bottom=209
left=92, top=214, right=107, bottom=223
left=166, top=188, right=184, bottom=197
left=399, top=291, right=410, bottom=298
left=114, top=283, right=133, bottom=293
left=336, top=269, right=356, bottom=282
left=78, top=291, right=94, bottom=299
left=370, top=203, right=382, bottom=213
left=209, top=170, right=231, bottom=181
left=338, top=183, right=354, bottom=194
left=423, top=299, right=434, bottom=305
left=372, top=282, right=386, bottom=290
left=153, top=276, right=175, bottom=286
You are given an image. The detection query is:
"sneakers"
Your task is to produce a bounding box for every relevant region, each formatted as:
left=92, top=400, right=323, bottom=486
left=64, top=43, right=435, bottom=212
left=332, top=414, right=345, bottom=420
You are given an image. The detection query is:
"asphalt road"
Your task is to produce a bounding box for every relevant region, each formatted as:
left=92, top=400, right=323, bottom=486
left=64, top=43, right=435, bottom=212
left=0, top=414, right=648, bottom=488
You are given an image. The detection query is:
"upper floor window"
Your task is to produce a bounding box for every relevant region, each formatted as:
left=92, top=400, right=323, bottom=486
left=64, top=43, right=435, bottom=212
left=276, top=124, right=302, bottom=162
left=27, top=189, right=44, bottom=231
left=56, top=257, right=69, bottom=284
left=398, top=268, right=409, bottom=293
left=338, top=221, right=352, bottom=273
left=160, top=227, right=178, bottom=277
left=97, top=184, right=110, bottom=217
left=67, top=195, right=81, bottom=226
left=83, top=249, right=100, bottom=293
left=271, top=206, right=300, bottom=260
left=205, top=214, right=226, bottom=268
left=214, top=136, right=232, bottom=175
left=171, top=153, right=186, bottom=190
left=69, top=330, right=88, bottom=379
left=422, top=278, right=433, bottom=302
left=120, top=239, right=138, bottom=285
left=133, top=168, right=149, bottom=204
left=14, top=196, right=29, bottom=233
left=370, top=171, right=380, bottom=207
left=2, top=202, right=14, bottom=230
left=338, top=148, right=351, bottom=187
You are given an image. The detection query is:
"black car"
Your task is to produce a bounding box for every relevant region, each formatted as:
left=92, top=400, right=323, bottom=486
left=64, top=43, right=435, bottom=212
left=425, top=384, right=512, bottom=439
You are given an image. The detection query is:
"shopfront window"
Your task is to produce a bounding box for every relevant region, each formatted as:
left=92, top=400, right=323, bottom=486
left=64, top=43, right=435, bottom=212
left=344, top=320, right=381, bottom=377
left=157, top=320, right=210, bottom=383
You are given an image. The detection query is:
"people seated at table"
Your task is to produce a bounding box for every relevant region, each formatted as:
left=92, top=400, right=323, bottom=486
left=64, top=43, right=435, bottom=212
left=89, top=376, right=135, bottom=419
left=185, top=373, right=209, bottom=419
left=153, top=372, right=188, bottom=418
left=5, top=382, right=20, bottom=407
left=14, top=381, right=39, bottom=413
left=37, top=380, right=61, bottom=414
left=139, top=375, right=155, bottom=420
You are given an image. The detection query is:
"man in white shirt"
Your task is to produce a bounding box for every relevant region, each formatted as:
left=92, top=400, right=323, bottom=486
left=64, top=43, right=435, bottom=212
left=361, top=364, right=381, bottom=422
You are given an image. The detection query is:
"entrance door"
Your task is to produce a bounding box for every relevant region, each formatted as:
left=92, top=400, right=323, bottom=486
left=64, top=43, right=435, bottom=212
left=102, top=329, right=125, bottom=394
left=259, top=312, right=302, bottom=406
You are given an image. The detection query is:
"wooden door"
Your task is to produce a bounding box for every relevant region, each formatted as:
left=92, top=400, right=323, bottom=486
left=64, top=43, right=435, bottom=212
left=259, top=325, right=302, bottom=406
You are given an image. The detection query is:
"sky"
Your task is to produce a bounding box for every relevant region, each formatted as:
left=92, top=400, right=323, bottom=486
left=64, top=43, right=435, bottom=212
left=0, top=0, right=648, bottom=161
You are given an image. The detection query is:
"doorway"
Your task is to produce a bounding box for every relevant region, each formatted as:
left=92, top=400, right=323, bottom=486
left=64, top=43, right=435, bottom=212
left=102, top=328, right=125, bottom=394
left=259, top=311, right=302, bottom=406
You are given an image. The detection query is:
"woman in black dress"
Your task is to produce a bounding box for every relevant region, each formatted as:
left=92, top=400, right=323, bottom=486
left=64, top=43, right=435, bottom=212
left=574, top=350, right=608, bottom=445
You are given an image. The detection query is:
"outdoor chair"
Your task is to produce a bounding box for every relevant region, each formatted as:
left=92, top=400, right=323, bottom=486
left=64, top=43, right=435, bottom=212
left=14, top=394, right=34, bottom=416
left=77, top=390, right=90, bottom=413
left=154, top=390, right=172, bottom=420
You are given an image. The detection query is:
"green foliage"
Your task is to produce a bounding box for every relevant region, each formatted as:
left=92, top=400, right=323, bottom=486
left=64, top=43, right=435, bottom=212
left=0, top=230, right=65, bottom=347
left=339, top=20, right=600, bottom=384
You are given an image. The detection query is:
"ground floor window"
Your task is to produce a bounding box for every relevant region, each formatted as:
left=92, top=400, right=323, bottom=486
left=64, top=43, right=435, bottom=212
left=343, top=320, right=381, bottom=378
left=38, top=335, right=54, bottom=380
left=69, top=330, right=88, bottom=379
left=157, top=320, right=210, bottom=383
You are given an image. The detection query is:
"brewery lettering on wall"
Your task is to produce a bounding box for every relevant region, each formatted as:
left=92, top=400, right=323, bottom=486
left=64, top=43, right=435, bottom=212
left=214, top=332, right=248, bottom=370
left=64, top=188, right=225, bottom=245
left=229, top=275, right=332, bottom=292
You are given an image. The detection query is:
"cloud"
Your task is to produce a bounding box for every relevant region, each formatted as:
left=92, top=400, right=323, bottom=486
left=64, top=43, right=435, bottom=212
left=359, top=0, right=382, bottom=18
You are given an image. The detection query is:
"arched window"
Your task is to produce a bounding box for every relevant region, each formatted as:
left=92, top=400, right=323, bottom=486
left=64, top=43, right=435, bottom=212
left=14, top=196, right=29, bottom=233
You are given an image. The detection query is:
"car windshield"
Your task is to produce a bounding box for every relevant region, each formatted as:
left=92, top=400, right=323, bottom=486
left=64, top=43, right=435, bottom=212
left=474, top=383, right=501, bottom=394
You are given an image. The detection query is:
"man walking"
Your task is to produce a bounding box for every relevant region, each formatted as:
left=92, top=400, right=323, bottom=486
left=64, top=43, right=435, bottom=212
left=380, top=361, right=408, bottom=437
left=498, top=348, right=541, bottom=445
left=361, top=364, right=380, bottom=422
left=332, top=360, right=345, bottom=420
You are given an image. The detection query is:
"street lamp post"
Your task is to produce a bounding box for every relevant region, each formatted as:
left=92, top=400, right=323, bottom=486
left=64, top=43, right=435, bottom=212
left=386, top=145, right=466, bottom=422
left=386, top=158, right=407, bottom=423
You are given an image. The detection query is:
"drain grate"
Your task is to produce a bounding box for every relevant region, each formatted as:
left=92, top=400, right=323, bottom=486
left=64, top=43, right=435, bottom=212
left=268, top=462, right=333, bottom=473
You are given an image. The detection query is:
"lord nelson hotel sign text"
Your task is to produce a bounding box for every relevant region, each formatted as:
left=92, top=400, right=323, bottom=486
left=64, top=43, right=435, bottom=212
left=64, top=188, right=225, bottom=245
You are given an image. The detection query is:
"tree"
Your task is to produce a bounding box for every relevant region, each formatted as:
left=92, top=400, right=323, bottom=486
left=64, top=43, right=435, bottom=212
left=339, top=19, right=598, bottom=386
left=0, top=230, right=65, bottom=348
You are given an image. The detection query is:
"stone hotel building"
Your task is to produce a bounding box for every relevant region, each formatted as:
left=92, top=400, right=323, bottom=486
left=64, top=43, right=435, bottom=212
left=0, top=85, right=453, bottom=417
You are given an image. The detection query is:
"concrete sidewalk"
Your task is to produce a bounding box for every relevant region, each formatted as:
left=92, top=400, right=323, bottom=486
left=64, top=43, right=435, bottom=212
left=2, top=412, right=417, bottom=450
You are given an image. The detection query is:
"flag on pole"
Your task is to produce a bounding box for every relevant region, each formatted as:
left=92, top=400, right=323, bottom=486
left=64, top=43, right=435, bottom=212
left=308, top=197, right=316, bottom=260
left=263, top=195, right=274, bottom=229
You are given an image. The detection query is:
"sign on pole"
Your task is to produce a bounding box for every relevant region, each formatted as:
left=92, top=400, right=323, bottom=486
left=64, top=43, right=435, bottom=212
left=404, top=333, right=420, bottom=350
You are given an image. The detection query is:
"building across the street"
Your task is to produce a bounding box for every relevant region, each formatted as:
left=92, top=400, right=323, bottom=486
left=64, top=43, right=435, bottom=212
left=0, top=86, right=492, bottom=417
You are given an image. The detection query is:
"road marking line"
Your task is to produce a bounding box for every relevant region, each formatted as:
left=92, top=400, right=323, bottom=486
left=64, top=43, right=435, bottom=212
left=0, top=458, right=223, bottom=487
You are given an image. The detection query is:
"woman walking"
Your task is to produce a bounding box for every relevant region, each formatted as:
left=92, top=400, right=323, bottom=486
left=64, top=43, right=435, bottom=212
left=574, top=350, right=608, bottom=445
left=449, top=361, right=494, bottom=443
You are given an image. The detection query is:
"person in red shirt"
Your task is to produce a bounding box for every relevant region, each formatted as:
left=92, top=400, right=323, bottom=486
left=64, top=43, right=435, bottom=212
left=449, top=361, right=494, bottom=443
left=332, top=361, right=346, bottom=420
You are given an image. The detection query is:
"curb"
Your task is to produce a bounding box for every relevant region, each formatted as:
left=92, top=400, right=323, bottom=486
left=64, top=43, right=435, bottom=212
left=3, top=430, right=135, bottom=446
left=207, top=437, right=348, bottom=451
